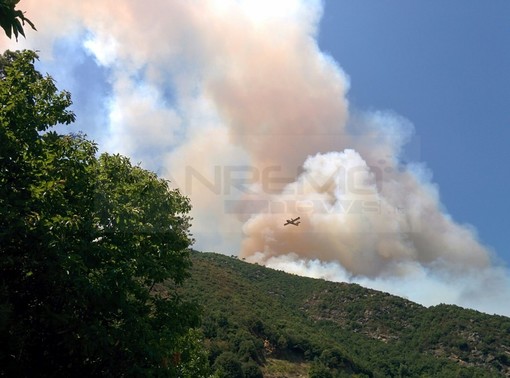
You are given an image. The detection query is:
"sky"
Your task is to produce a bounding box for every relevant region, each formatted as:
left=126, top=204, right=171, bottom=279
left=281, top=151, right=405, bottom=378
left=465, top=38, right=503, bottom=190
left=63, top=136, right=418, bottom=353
left=318, top=1, right=510, bottom=267
left=2, top=0, right=510, bottom=316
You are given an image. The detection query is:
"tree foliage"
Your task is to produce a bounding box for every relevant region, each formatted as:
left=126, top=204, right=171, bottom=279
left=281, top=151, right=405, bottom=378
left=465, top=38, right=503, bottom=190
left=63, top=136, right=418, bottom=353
left=0, top=50, right=199, bottom=376
left=308, top=361, right=333, bottom=378
left=213, top=352, right=244, bottom=378
left=0, top=0, right=35, bottom=40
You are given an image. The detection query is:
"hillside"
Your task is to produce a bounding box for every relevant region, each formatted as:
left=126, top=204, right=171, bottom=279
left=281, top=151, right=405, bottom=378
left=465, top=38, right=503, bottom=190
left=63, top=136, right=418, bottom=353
left=172, top=251, right=510, bottom=377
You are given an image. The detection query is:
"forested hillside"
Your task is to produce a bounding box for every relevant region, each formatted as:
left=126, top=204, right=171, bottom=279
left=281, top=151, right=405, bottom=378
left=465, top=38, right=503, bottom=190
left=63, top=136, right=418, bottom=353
left=173, top=251, right=510, bottom=377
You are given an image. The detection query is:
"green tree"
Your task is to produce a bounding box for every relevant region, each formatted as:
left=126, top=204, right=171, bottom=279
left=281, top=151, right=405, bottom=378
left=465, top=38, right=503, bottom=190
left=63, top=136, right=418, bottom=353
left=320, top=348, right=348, bottom=370
left=0, top=50, right=198, bottom=376
left=242, top=361, right=263, bottom=378
left=238, top=339, right=262, bottom=364
left=308, top=361, right=333, bottom=378
left=177, top=328, right=212, bottom=378
left=0, top=0, right=35, bottom=40
left=213, top=352, right=244, bottom=378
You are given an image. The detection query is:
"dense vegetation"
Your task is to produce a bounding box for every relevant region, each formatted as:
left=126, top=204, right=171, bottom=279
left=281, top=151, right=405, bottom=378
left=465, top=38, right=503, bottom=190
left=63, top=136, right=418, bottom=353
left=0, top=50, right=201, bottom=376
left=176, top=251, right=510, bottom=377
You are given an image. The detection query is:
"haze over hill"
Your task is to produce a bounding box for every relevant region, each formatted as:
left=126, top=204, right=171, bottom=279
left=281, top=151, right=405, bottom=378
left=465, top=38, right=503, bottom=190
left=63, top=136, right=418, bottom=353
left=3, top=0, right=509, bottom=315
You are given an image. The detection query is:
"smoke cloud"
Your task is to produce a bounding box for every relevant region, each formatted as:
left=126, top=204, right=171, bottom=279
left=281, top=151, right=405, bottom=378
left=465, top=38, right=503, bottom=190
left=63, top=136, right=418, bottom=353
left=3, top=0, right=508, bottom=315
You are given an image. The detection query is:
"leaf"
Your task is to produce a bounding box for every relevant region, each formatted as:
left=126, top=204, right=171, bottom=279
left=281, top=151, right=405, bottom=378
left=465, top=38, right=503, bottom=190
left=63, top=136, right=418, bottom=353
left=1, top=21, right=11, bottom=38
left=13, top=17, right=24, bottom=38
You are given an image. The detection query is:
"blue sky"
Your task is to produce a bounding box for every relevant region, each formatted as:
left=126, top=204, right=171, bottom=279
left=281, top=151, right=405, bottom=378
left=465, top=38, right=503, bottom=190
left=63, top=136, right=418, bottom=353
left=4, top=0, right=510, bottom=314
left=318, top=1, right=510, bottom=265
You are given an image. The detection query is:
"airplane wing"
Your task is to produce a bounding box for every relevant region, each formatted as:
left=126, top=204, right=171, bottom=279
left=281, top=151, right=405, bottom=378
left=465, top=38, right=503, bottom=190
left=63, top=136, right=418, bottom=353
left=284, top=217, right=301, bottom=226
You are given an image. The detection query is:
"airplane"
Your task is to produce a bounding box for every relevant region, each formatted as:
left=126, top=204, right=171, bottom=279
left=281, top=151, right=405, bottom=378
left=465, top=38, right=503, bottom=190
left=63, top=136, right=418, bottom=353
left=284, top=217, right=300, bottom=226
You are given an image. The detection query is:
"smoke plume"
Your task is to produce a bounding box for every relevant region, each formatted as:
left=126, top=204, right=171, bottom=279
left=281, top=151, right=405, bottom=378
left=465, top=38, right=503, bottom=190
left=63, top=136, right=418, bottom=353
left=3, top=0, right=508, bottom=315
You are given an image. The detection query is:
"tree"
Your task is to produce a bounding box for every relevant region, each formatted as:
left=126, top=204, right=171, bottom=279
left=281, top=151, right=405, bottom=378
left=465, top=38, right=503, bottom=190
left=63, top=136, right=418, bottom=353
left=308, top=361, right=333, bottom=378
left=213, top=352, right=244, bottom=378
left=0, top=50, right=198, bottom=376
left=177, top=328, right=212, bottom=378
left=237, top=339, right=262, bottom=364
left=0, top=0, right=35, bottom=40
left=242, top=361, right=263, bottom=378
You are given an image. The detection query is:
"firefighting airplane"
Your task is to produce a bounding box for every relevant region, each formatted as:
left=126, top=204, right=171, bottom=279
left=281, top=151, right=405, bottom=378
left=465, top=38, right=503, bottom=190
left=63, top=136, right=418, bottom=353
left=283, top=217, right=300, bottom=226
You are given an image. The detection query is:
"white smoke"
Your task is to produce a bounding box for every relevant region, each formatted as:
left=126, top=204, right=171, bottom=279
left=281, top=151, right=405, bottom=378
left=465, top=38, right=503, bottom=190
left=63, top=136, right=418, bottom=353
left=2, top=0, right=508, bottom=315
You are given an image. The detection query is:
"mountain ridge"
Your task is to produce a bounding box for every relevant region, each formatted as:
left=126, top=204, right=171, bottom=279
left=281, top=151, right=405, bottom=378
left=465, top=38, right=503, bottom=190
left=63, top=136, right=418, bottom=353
left=173, top=251, right=510, bottom=377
